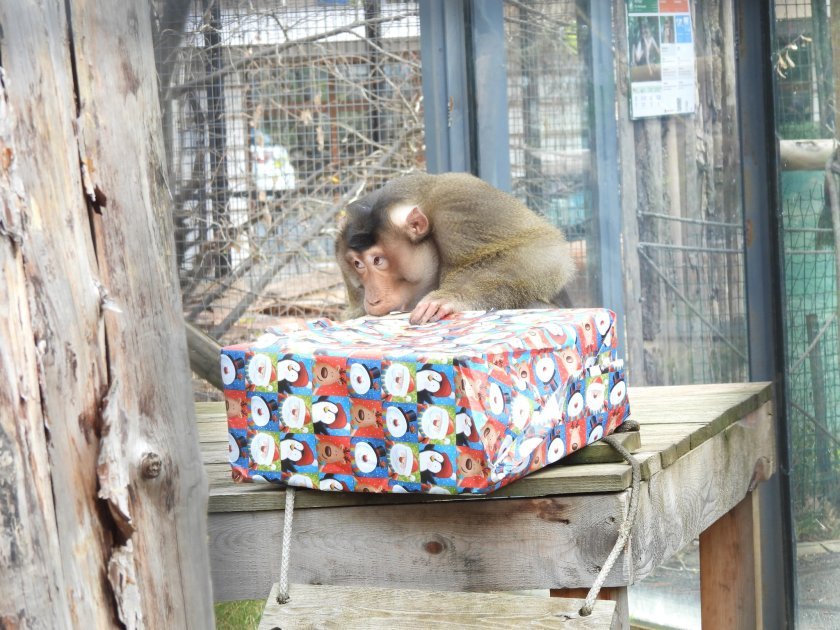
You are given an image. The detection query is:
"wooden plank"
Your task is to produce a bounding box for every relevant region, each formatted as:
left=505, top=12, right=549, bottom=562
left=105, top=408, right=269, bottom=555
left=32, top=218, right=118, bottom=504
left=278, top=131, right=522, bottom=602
left=550, top=587, right=628, bottom=630
left=562, top=432, right=641, bottom=465
left=628, top=403, right=775, bottom=584
left=210, top=493, right=631, bottom=601
left=699, top=491, right=761, bottom=630
left=258, top=583, right=619, bottom=629
left=202, top=383, right=771, bottom=514
left=207, top=462, right=633, bottom=513
left=208, top=401, right=774, bottom=601
left=186, top=321, right=223, bottom=390
left=630, top=383, right=772, bottom=425
left=635, top=423, right=694, bottom=467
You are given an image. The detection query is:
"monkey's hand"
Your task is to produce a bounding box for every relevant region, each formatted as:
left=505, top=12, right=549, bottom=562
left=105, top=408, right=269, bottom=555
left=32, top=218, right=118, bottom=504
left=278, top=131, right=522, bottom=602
left=410, top=292, right=460, bottom=325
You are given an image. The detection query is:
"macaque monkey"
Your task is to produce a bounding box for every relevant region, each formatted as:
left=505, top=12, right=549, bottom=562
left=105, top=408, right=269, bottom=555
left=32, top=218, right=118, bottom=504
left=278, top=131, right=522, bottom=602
left=336, top=172, right=573, bottom=324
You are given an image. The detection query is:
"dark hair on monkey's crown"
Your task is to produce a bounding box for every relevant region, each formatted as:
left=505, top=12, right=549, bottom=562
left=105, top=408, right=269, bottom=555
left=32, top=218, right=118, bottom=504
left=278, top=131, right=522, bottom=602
left=343, top=186, right=403, bottom=252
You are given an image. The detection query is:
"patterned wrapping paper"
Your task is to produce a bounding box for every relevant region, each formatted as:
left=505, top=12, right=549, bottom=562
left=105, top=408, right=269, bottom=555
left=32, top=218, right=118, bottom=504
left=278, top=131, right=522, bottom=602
left=221, top=308, right=631, bottom=495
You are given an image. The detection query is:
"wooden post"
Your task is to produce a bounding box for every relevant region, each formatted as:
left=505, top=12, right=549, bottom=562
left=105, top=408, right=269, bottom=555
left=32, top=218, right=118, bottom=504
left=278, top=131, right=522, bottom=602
left=699, top=491, right=761, bottom=630
left=0, top=1, right=214, bottom=627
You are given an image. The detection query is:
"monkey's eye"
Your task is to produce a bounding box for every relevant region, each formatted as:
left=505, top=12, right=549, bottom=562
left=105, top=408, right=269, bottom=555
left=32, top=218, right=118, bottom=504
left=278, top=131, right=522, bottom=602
left=353, top=260, right=364, bottom=270
left=372, top=256, right=384, bottom=267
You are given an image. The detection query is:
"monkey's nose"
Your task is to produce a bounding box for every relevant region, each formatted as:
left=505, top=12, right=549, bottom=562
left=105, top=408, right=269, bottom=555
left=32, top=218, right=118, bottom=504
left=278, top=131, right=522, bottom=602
left=366, top=298, right=382, bottom=306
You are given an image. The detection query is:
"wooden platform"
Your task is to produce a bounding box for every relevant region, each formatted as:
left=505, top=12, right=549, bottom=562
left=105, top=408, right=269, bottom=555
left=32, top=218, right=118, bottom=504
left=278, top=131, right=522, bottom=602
left=201, top=382, right=774, bottom=627
left=258, top=583, right=619, bottom=629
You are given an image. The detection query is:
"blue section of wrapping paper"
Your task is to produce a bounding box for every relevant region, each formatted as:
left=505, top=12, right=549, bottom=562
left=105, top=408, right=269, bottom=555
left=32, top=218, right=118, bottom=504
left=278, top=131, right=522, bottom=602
left=221, top=308, right=631, bottom=494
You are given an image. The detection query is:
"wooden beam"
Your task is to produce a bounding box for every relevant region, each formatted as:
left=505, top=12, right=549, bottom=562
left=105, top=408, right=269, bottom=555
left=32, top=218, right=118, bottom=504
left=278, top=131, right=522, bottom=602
left=186, top=320, right=223, bottom=390
left=699, top=491, right=761, bottom=630
left=779, top=139, right=837, bottom=171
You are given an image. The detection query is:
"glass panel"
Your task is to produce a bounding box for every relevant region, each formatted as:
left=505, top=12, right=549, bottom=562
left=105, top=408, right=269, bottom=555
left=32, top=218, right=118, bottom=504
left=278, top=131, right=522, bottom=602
left=772, top=1, right=840, bottom=626
left=157, top=0, right=424, bottom=346
left=612, top=0, right=748, bottom=626
left=503, top=0, right=598, bottom=307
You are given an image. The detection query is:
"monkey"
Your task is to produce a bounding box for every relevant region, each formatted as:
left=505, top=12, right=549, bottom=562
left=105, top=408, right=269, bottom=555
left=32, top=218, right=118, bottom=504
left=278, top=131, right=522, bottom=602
left=336, top=172, right=574, bottom=324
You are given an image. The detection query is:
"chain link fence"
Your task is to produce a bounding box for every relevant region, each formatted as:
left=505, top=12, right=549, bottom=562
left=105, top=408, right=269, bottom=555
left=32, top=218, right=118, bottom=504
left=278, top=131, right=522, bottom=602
left=774, top=0, right=840, bottom=540
left=156, top=0, right=424, bottom=345
left=504, top=0, right=595, bottom=306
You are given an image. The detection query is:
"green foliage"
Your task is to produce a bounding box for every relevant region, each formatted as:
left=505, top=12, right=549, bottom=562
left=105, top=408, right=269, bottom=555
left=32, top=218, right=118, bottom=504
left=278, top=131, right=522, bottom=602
left=214, top=600, right=264, bottom=630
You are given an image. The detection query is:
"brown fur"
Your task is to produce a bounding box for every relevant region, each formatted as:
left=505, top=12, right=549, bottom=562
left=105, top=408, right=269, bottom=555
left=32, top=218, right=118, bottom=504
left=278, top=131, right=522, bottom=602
left=337, top=172, right=574, bottom=321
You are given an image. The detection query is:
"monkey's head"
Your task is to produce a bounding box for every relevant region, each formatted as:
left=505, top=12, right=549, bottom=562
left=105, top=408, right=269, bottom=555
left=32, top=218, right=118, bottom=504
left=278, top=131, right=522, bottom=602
left=336, top=186, right=438, bottom=317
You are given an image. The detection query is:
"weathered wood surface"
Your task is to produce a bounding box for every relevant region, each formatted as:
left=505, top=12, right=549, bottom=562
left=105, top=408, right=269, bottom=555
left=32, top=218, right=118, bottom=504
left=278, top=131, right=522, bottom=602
left=0, top=1, right=213, bottom=627
left=624, top=403, right=774, bottom=584
left=206, top=383, right=773, bottom=601
left=258, top=583, right=619, bottom=629
left=0, top=61, right=74, bottom=629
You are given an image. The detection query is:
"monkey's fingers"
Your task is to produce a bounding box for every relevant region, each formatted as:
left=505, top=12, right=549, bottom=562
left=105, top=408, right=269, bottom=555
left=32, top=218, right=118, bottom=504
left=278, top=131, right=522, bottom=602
left=409, top=300, right=436, bottom=325
left=410, top=298, right=455, bottom=325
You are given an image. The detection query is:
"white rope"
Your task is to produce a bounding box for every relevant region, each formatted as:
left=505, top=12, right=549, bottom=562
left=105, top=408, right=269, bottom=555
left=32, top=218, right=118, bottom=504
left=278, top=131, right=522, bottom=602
left=276, top=487, right=296, bottom=605
left=560, top=433, right=641, bottom=619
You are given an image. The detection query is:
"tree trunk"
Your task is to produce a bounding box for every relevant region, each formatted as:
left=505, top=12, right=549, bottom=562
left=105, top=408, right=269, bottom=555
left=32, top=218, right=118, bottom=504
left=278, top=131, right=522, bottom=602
left=0, top=1, right=214, bottom=628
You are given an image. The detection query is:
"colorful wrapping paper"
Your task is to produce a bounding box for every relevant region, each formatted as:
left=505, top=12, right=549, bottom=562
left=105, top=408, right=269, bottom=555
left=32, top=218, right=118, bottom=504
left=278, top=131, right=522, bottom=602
left=221, top=308, right=631, bottom=494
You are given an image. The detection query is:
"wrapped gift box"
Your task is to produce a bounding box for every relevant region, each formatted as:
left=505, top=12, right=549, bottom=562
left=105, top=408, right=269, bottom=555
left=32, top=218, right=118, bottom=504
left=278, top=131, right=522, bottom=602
left=220, top=308, right=631, bottom=495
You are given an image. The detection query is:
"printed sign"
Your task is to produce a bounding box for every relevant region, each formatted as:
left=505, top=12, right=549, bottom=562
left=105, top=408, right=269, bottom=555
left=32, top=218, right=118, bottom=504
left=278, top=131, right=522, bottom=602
left=627, top=0, right=696, bottom=118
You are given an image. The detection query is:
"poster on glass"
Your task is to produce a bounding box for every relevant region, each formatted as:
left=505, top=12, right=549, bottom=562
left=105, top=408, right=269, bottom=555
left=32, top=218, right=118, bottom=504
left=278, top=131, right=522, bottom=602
left=627, top=0, right=696, bottom=119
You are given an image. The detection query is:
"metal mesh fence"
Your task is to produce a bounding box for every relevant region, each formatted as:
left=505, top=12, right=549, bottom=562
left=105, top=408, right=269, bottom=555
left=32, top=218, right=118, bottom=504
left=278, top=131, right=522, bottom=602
left=780, top=173, right=840, bottom=530
left=637, top=211, right=748, bottom=384
left=773, top=0, right=840, bottom=540
left=157, top=0, right=424, bottom=344
left=503, top=0, right=596, bottom=307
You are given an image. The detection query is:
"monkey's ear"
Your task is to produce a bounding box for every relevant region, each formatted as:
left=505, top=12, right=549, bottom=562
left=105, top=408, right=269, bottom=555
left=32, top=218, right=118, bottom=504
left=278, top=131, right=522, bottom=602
left=405, top=206, right=430, bottom=239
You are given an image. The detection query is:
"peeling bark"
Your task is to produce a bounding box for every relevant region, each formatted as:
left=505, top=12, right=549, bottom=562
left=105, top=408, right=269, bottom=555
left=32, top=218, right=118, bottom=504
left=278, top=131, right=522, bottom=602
left=107, top=541, right=143, bottom=630
left=97, top=380, right=135, bottom=542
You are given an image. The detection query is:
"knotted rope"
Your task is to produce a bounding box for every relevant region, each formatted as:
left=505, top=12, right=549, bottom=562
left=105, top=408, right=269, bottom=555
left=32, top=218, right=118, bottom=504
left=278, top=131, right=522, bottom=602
left=276, top=487, right=297, bottom=605
left=560, top=432, right=641, bottom=619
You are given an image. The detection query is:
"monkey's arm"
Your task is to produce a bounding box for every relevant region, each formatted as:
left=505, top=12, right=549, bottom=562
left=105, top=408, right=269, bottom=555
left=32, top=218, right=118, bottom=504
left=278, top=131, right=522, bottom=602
left=410, top=236, right=574, bottom=324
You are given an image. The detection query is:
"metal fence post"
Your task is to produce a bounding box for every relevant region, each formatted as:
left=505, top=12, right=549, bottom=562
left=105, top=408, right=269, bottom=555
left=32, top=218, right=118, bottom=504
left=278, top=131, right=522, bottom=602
left=736, top=1, right=796, bottom=626
left=419, top=0, right=473, bottom=174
